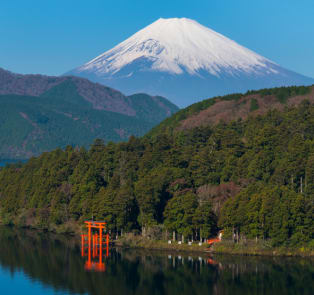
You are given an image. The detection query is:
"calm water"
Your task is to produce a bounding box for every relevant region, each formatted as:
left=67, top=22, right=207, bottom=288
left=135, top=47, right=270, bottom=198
left=0, top=227, right=312, bottom=295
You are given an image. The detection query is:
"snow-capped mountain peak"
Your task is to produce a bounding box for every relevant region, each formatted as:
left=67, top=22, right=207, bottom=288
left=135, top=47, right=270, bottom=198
left=66, top=18, right=314, bottom=107
left=78, top=17, right=272, bottom=77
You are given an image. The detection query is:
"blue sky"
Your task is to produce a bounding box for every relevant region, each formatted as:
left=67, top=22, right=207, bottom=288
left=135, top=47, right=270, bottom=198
left=1, top=0, right=313, bottom=78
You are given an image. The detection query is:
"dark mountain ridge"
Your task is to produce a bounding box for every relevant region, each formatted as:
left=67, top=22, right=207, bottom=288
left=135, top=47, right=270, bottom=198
left=0, top=68, right=179, bottom=159
left=0, top=68, right=177, bottom=117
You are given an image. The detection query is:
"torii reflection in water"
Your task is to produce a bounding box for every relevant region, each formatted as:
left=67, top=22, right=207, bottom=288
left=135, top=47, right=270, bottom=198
left=81, top=221, right=110, bottom=272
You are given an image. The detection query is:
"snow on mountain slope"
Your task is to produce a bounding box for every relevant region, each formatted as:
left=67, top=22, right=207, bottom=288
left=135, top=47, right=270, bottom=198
left=66, top=18, right=314, bottom=107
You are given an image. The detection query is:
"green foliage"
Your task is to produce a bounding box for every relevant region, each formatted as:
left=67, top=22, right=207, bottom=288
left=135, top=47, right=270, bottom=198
left=193, top=202, right=218, bottom=238
left=260, top=86, right=310, bottom=103
left=246, top=85, right=311, bottom=103
left=148, top=85, right=311, bottom=137
left=128, top=93, right=179, bottom=123
left=134, top=167, right=184, bottom=226
left=0, top=81, right=178, bottom=160
left=0, top=99, right=313, bottom=245
left=250, top=98, right=259, bottom=111
left=148, top=93, right=242, bottom=137
left=164, top=192, right=198, bottom=236
left=219, top=184, right=313, bottom=246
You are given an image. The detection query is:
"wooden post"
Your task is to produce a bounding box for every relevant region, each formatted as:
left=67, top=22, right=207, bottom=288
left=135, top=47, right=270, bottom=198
left=88, top=224, right=92, bottom=261
left=88, top=224, right=92, bottom=248
left=99, top=225, right=103, bottom=261
left=93, top=234, right=95, bottom=257
left=88, top=234, right=91, bottom=267
left=81, top=234, right=84, bottom=257
left=99, top=225, right=103, bottom=248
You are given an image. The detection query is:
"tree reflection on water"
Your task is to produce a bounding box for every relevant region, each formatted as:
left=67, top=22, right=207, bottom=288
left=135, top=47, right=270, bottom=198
left=0, top=227, right=312, bottom=295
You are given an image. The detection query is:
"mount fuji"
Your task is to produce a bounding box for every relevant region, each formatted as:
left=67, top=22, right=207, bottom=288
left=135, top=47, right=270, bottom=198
left=66, top=18, right=314, bottom=107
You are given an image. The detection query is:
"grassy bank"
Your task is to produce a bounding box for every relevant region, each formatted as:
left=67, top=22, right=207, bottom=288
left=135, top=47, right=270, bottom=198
left=2, top=216, right=313, bottom=257
left=212, top=240, right=314, bottom=257
left=116, top=234, right=314, bottom=257
left=116, top=234, right=212, bottom=253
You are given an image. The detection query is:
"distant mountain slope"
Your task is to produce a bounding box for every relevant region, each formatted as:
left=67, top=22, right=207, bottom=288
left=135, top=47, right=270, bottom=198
left=0, top=68, right=178, bottom=159
left=66, top=18, right=314, bottom=107
left=148, top=85, right=314, bottom=137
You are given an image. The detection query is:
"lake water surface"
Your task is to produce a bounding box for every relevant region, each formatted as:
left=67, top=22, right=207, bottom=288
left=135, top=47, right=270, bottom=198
left=0, top=227, right=312, bottom=295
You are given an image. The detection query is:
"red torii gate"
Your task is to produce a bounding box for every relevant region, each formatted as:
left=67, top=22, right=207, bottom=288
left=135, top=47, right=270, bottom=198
left=81, top=221, right=109, bottom=272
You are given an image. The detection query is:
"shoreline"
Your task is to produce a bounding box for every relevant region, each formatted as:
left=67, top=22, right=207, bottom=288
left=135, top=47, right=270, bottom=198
left=1, top=223, right=313, bottom=257
left=116, top=235, right=314, bottom=257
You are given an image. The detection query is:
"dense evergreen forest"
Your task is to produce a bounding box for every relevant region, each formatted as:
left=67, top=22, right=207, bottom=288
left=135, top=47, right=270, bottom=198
left=0, top=87, right=313, bottom=248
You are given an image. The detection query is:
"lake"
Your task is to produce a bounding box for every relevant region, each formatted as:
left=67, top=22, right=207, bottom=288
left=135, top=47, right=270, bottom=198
left=0, top=227, right=312, bottom=295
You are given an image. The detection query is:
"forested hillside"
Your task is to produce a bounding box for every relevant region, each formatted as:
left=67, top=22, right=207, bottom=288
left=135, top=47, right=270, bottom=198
left=149, top=85, right=313, bottom=135
left=0, top=86, right=313, bottom=247
left=0, top=68, right=178, bottom=159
